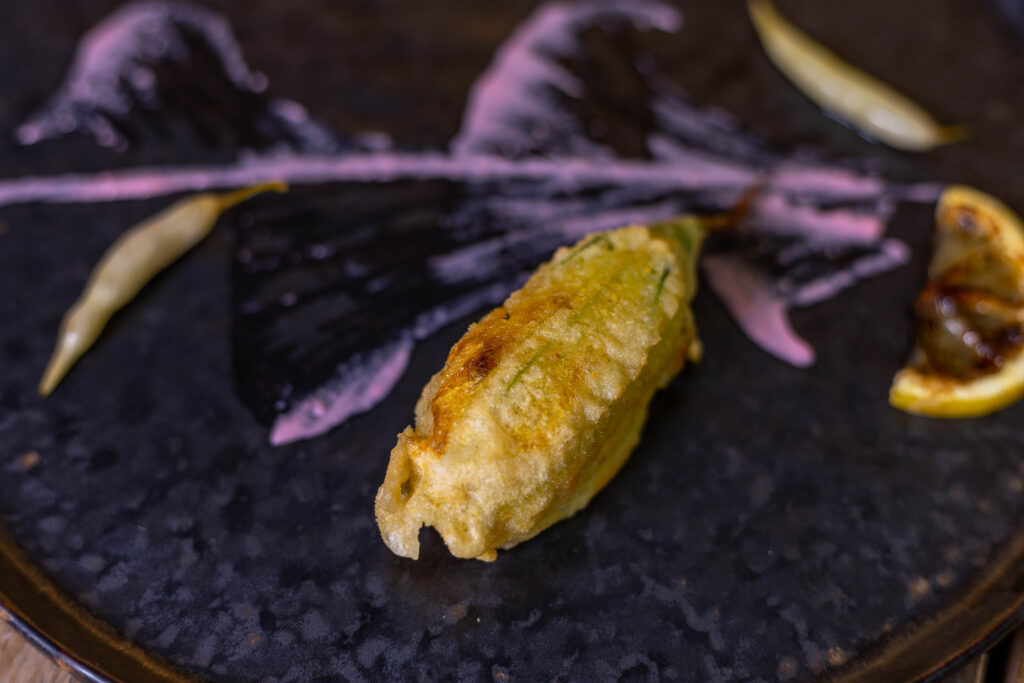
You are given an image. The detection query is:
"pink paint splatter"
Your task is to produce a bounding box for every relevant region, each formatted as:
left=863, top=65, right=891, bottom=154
left=751, top=192, right=887, bottom=243
left=3, top=0, right=939, bottom=443
left=703, top=254, right=816, bottom=368
left=271, top=282, right=515, bottom=443
left=451, top=1, right=680, bottom=158
left=15, top=1, right=261, bottom=150
left=789, top=239, right=911, bottom=307
left=270, top=337, right=414, bottom=446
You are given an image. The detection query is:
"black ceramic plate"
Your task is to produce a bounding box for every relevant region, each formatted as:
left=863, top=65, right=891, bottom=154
left=3, top=0, right=1024, bottom=681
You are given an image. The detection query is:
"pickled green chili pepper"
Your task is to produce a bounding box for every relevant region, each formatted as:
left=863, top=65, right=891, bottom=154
left=748, top=0, right=966, bottom=152
left=38, top=182, right=287, bottom=397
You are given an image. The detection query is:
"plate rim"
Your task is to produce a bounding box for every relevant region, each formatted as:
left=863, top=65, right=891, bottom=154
left=2, top=522, right=1024, bottom=682
left=0, top=526, right=194, bottom=683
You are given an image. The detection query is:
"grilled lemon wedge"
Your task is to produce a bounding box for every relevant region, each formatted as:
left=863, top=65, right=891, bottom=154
left=890, top=186, right=1024, bottom=417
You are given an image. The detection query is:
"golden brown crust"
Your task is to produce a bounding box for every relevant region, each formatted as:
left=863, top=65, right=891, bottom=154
left=375, top=225, right=699, bottom=560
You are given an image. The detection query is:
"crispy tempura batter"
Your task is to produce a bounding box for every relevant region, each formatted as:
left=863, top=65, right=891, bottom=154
left=375, top=219, right=705, bottom=560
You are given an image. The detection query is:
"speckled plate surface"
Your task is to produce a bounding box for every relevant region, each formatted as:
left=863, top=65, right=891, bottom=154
left=3, top=1, right=1024, bottom=681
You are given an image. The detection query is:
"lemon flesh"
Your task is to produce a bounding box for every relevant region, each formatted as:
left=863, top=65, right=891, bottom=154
left=890, top=185, right=1024, bottom=417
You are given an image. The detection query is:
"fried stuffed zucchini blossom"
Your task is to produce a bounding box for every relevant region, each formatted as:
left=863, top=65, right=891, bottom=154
left=376, top=218, right=708, bottom=561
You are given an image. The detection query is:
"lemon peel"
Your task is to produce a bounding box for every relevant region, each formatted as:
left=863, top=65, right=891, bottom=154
left=890, top=186, right=1024, bottom=417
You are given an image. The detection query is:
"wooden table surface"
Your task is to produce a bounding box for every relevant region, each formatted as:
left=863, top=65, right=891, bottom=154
left=0, top=614, right=1019, bottom=682
left=0, top=619, right=73, bottom=683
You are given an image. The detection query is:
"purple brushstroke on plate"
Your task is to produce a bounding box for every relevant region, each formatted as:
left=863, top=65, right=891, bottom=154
left=3, top=0, right=940, bottom=443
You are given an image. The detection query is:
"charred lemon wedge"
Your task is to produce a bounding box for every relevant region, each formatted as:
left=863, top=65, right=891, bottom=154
left=890, top=185, right=1024, bottom=417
